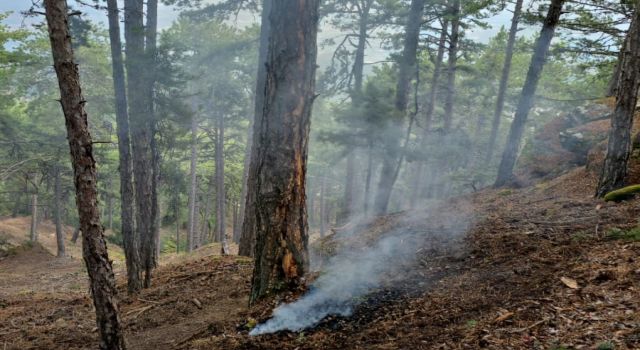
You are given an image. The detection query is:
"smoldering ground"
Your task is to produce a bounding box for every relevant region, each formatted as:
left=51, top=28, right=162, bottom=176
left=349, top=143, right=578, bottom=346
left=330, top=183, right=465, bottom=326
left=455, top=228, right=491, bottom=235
left=250, top=200, right=473, bottom=336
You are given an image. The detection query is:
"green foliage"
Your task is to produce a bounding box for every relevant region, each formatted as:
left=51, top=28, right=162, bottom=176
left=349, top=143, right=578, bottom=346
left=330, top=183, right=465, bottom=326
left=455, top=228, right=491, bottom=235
left=596, top=341, right=615, bottom=350
left=606, top=227, right=640, bottom=242
left=105, top=230, right=123, bottom=248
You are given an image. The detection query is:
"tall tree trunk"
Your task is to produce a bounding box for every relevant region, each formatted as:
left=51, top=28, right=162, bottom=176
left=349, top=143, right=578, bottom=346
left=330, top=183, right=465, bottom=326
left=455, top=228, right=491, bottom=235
left=424, top=19, right=448, bottom=132
left=43, top=0, right=126, bottom=347
left=30, top=193, right=38, bottom=242
left=486, top=0, right=524, bottom=162
left=341, top=1, right=372, bottom=222
left=494, top=0, right=564, bottom=187
left=193, top=200, right=201, bottom=248
left=107, top=189, right=113, bottom=232
left=319, top=174, right=326, bottom=237
left=201, top=172, right=214, bottom=243
left=363, top=143, right=374, bottom=216
left=341, top=152, right=356, bottom=222
left=144, top=0, right=159, bottom=288
left=174, top=193, right=180, bottom=253
left=107, top=0, right=142, bottom=293
left=232, top=199, right=239, bottom=243
left=54, top=165, right=65, bottom=257
left=124, top=0, right=154, bottom=287
left=187, top=115, right=198, bottom=252
left=372, top=0, right=425, bottom=215
left=246, top=0, right=319, bottom=304
left=23, top=175, right=29, bottom=214
left=443, top=0, right=460, bottom=133
left=238, top=0, right=272, bottom=257
left=596, top=7, right=640, bottom=197
left=410, top=19, right=448, bottom=208
left=216, top=113, right=228, bottom=255
left=12, top=190, right=20, bottom=217
left=72, top=227, right=80, bottom=244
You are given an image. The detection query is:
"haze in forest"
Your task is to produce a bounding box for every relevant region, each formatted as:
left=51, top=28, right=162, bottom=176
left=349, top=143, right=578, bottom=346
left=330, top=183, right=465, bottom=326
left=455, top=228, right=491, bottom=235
left=1, top=0, right=639, bottom=348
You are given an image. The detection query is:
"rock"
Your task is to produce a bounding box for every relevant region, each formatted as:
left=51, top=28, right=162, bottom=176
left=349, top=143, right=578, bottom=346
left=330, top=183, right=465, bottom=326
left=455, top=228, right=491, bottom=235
left=517, top=103, right=611, bottom=181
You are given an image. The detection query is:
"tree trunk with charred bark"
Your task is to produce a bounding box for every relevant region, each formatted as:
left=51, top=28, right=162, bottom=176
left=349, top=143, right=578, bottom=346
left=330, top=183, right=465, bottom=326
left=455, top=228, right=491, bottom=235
left=596, top=7, right=640, bottom=197
left=486, top=0, right=523, bottom=162
left=246, top=0, right=319, bottom=304
left=44, top=0, right=126, bottom=347
left=107, top=0, right=142, bottom=293
left=494, top=0, right=564, bottom=187
left=373, top=0, right=425, bottom=215
left=238, top=0, right=272, bottom=257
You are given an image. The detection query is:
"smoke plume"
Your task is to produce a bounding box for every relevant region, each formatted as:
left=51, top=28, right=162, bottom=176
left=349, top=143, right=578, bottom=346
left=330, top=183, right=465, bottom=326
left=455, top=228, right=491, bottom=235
left=250, top=204, right=471, bottom=336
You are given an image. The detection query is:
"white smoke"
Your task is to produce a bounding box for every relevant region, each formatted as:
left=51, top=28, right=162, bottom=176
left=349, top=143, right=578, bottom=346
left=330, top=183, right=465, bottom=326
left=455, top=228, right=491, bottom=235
left=250, top=206, right=470, bottom=336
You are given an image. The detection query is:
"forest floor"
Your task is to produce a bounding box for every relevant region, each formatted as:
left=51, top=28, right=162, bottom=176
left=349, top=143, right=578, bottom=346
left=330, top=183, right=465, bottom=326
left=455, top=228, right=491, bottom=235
left=2, top=163, right=640, bottom=349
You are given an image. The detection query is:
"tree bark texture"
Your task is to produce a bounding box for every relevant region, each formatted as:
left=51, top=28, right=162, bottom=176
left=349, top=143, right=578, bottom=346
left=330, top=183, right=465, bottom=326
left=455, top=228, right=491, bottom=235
left=107, top=0, right=142, bottom=293
left=246, top=0, right=319, bottom=304
left=596, top=6, right=640, bottom=197
left=144, top=0, right=160, bottom=288
left=44, top=0, right=126, bottom=347
left=124, top=0, right=154, bottom=286
left=239, top=0, right=272, bottom=257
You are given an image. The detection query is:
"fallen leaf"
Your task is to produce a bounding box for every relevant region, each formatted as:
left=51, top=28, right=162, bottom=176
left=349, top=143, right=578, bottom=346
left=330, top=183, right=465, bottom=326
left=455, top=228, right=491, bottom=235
left=560, top=277, right=579, bottom=289
left=494, top=312, right=514, bottom=323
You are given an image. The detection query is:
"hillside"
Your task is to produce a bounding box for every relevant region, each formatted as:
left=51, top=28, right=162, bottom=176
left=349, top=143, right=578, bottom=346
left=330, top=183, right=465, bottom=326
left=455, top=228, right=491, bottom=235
left=1, top=158, right=640, bottom=349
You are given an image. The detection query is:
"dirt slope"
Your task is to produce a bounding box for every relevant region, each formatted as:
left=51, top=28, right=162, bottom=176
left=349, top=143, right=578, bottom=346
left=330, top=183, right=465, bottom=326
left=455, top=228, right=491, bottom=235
left=2, top=165, right=640, bottom=349
left=0, top=216, right=125, bottom=262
